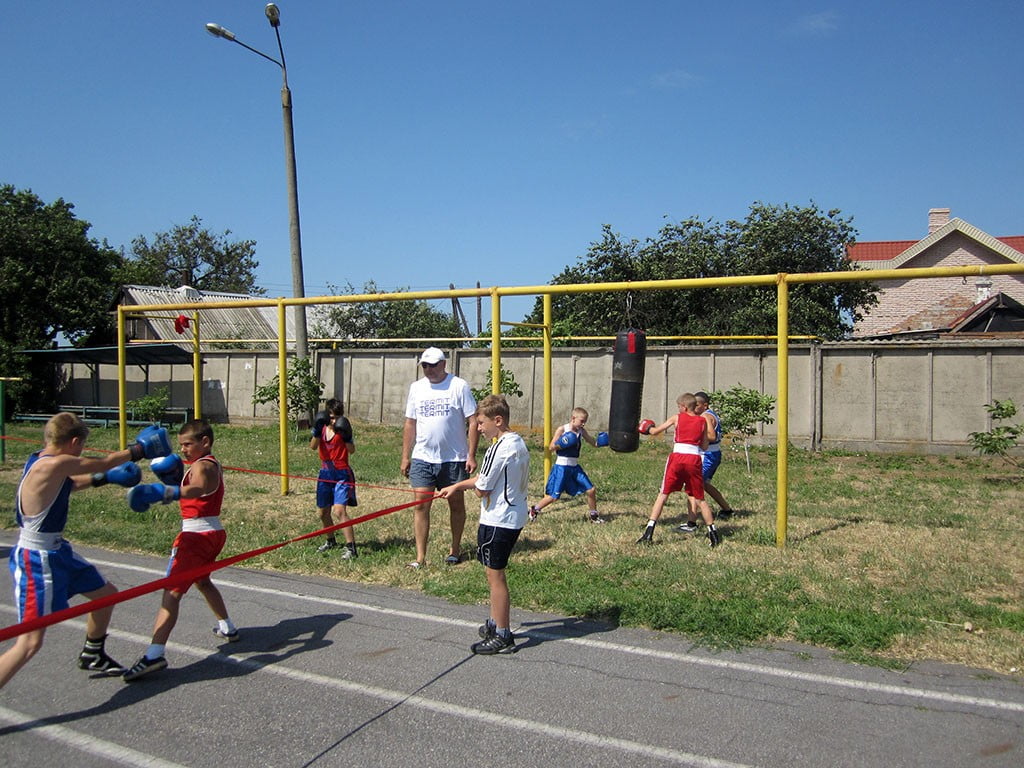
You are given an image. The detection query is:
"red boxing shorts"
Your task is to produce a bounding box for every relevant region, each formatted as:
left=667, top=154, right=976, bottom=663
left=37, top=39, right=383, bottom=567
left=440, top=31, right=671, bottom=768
left=660, top=453, right=705, bottom=499
left=165, top=529, right=227, bottom=595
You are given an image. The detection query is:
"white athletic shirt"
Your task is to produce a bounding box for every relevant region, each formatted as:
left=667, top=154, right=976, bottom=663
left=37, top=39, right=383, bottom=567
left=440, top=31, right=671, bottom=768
left=405, top=373, right=477, bottom=463
left=475, top=431, right=530, bottom=530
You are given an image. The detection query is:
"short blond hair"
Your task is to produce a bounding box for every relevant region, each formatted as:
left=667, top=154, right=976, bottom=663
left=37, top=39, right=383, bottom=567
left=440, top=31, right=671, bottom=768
left=477, top=394, right=510, bottom=422
left=571, top=407, right=589, bottom=420
left=676, top=393, right=697, bottom=411
left=45, top=412, right=90, bottom=446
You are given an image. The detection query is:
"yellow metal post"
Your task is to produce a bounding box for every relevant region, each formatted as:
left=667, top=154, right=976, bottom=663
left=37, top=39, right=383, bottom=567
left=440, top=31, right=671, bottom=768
left=117, top=307, right=128, bottom=449
left=491, top=289, right=501, bottom=394
left=192, top=311, right=202, bottom=419
left=776, top=276, right=789, bottom=547
left=278, top=301, right=289, bottom=495
left=543, top=294, right=553, bottom=479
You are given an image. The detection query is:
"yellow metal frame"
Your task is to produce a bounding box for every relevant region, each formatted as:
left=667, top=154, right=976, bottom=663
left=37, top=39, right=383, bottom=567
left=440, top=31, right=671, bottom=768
left=113, top=262, right=1024, bottom=545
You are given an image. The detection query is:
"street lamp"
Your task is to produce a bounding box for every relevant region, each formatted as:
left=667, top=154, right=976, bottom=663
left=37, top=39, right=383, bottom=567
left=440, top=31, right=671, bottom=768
left=207, top=3, right=309, bottom=359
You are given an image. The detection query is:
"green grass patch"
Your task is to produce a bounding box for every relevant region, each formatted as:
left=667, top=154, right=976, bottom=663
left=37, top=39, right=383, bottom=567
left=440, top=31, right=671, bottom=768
left=1, top=421, right=1021, bottom=674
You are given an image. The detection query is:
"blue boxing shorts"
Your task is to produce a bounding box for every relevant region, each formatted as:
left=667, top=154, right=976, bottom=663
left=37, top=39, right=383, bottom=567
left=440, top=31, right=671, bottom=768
left=317, top=467, right=358, bottom=508
left=702, top=450, right=723, bottom=481
left=9, top=540, right=106, bottom=621
left=544, top=463, right=595, bottom=500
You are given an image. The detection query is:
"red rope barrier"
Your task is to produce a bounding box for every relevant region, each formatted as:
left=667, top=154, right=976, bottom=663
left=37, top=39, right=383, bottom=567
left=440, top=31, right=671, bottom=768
left=0, top=496, right=431, bottom=643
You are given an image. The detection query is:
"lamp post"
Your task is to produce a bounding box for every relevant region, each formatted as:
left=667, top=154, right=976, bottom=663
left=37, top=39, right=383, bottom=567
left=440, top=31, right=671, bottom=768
left=207, top=3, right=308, bottom=359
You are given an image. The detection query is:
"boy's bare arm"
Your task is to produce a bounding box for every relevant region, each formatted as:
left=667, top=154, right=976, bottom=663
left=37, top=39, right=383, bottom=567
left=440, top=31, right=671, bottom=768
left=180, top=459, right=219, bottom=499
left=580, top=427, right=597, bottom=447
left=437, top=477, right=478, bottom=498
left=649, top=415, right=677, bottom=437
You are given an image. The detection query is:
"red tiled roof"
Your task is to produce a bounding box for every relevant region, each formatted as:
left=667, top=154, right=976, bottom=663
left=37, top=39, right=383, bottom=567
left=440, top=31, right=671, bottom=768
left=847, top=236, right=1024, bottom=263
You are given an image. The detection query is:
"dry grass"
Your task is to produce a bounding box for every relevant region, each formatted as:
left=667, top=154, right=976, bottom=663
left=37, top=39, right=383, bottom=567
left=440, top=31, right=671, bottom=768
left=1, top=422, right=1021, bottom=676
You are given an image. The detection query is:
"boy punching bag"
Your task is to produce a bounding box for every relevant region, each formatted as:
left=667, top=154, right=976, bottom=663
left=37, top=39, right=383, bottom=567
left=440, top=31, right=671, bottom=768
left=608, top=328, right=646, bottom=452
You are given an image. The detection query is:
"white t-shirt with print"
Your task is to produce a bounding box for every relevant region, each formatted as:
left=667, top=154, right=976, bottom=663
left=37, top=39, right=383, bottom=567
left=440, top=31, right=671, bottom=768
left=475, top=431, right=530, bottom=530
left=405, top=373, right=477, bottom=463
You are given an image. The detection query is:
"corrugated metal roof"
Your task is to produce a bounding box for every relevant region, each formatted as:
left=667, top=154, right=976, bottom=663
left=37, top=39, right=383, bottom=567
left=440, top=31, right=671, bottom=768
left=120, top=285, right=295, bottom=348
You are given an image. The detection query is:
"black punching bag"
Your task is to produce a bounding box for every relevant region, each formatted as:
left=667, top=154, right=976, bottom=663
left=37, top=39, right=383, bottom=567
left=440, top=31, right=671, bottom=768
left=608, top=328, right=646, bottom=452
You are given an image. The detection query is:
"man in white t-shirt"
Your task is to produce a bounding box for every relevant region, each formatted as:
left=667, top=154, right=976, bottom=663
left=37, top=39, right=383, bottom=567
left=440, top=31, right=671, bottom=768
left=401, top=347, right=479, bottom=569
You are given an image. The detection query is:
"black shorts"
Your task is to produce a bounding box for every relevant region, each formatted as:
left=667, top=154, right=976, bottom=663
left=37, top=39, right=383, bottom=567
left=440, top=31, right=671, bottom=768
left=476, top=524, right=522, bottom=570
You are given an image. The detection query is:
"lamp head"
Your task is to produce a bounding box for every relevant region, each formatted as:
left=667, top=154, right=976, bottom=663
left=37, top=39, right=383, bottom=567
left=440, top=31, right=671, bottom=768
left=265, top=3, right=281, bottom=28
left=205, top=23, right=236, bottom=41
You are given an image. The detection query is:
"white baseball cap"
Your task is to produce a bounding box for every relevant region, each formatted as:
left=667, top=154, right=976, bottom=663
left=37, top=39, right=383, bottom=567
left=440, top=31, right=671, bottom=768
left=419, top=347, right=446, bottom=364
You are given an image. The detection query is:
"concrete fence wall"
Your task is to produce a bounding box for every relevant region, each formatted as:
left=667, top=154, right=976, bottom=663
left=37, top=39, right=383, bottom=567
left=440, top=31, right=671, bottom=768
left=61, top=340, right=1024, bottom=454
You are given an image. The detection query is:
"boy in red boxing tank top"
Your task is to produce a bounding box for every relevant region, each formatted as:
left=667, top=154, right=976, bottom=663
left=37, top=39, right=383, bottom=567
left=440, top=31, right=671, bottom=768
left=636, top=393, right=721, bottom=548
left=123, top=419, right=240, bottom=681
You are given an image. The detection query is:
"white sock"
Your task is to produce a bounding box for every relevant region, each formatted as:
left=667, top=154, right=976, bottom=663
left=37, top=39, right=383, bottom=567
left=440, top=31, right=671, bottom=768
left=218, top=619, right=236, bottom=634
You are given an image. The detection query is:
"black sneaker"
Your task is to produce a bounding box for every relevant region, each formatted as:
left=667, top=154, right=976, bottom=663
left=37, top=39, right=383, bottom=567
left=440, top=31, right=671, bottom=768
left=478, top=621, right=496, bottom=639
left=122, top=655, right=167, bottom=682
left=677, top=521, right=699, bottom=533
left=707, top=527, right=721, bottom=548
left=340, top=545, right=358, bottom=560
left=78, top=650, right=124, bottom=675
left=636, top=528, right=655, bottom=546
left=317, top=540, right=338, bottom=553
left=471, top=632, right=516, bottom=655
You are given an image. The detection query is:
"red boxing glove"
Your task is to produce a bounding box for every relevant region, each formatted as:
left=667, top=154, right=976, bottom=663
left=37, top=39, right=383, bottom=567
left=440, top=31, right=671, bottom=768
left=638, top=419, right=656, bottom=435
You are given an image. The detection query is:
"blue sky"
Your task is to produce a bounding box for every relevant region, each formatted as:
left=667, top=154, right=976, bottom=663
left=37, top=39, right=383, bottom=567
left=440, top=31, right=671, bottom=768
left=4, top=1, right=1023, bottom=325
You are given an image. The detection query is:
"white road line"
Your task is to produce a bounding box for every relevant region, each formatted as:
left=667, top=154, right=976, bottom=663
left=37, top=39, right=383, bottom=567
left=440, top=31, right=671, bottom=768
left=0, top=705, right=188, bottom=768
left=91, top=557, right=1024, bottom=715
left=1, top=612, right=751, bottom=768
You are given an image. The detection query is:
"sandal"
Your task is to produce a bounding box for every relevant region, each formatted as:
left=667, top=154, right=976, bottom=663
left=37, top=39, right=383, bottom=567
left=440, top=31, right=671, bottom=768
left=407, top=561, right=422, bottom=570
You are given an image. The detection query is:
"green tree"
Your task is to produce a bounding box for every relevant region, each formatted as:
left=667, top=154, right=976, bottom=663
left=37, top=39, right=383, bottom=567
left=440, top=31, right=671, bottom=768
left=118, top=215, right=264, bottom=295
left=252, top=356, right=324, bottom=431
left=0, top=184, right=121, bottom=409
left=711, top=385, right=776, bottom=473
left=968, top=399, right=1023, bottom=471
left=526, top=202, right=878, bottom=341
left=311, top=281, right=461, bottom=349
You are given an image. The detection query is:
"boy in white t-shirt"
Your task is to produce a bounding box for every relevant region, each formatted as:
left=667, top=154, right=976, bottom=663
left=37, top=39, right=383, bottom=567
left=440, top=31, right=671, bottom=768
left=439, top=394, right=529, bottom=655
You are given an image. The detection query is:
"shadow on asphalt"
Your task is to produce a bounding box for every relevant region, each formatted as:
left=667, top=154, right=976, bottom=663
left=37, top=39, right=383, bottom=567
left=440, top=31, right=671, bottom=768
left=0, top=612, right=350, bottom=737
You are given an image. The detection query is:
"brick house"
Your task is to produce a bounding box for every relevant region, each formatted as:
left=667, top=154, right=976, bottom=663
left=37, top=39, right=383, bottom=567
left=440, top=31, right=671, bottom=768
left=847, top=208, right=1024, bottom=338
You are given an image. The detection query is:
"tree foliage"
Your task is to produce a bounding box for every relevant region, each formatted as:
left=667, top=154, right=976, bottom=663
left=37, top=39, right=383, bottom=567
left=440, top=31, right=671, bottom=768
left=252, top=356, right=324, bottom=430
left=311, top=281, right=462, bottom=349
left=118, top=215, right=264, bottom=295
left=711, top=385, right=777, bottom=474
left=0, top=184, right=121, bottom=408
left=968, top=399, right=1023, bottom=471
left=526, top=202, right=878, bottom=341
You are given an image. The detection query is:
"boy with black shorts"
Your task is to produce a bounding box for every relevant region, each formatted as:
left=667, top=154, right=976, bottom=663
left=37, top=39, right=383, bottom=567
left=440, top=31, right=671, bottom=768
left=439, top=394, right=529, bottom=655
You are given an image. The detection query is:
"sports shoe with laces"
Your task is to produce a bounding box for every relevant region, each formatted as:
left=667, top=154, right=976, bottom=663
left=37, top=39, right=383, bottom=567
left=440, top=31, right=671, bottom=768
left=122, top=655, right=167, bottom=682
left=636, top=528, right=654, bottom=546
left=677, top=521, right=699, bottom=533
left=707, top=527, right=721, bottom=548
left=317, top=540, right=338, bottom=553
left=213, top=626, right=241, bottom=642
left=78, top=649, right=124, bottom=675
left=340, top=545, right=358, bottom=560
left=478, top=620, right=496, bottom=639
left=471, top=632, right=516, bottom=655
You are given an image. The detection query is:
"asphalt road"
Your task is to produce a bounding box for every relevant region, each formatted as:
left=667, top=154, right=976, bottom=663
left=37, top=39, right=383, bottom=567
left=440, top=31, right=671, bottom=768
left=1, top=539, right=1021, bottom=768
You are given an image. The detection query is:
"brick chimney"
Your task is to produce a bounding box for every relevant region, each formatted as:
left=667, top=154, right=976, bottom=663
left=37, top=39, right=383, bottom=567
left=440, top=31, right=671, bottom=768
left=928, top=208, right=951, bottom=234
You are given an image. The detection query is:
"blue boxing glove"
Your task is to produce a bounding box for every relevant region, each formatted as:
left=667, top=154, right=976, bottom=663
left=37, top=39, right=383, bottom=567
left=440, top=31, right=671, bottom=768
left=311, top=410, right=329, bottom=438
left=130, top=425, right=172, bottom=461
left=333, top=415, right=353, bottom=443
left=151, top=454, right=184, bottom=486
left=596, top=431, right=609, bottom=448
left=91, top=462, right=142, bottom=488
left=127, top=482, right=181, bottom=513
left=555, top=431, right=580, bottom=450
